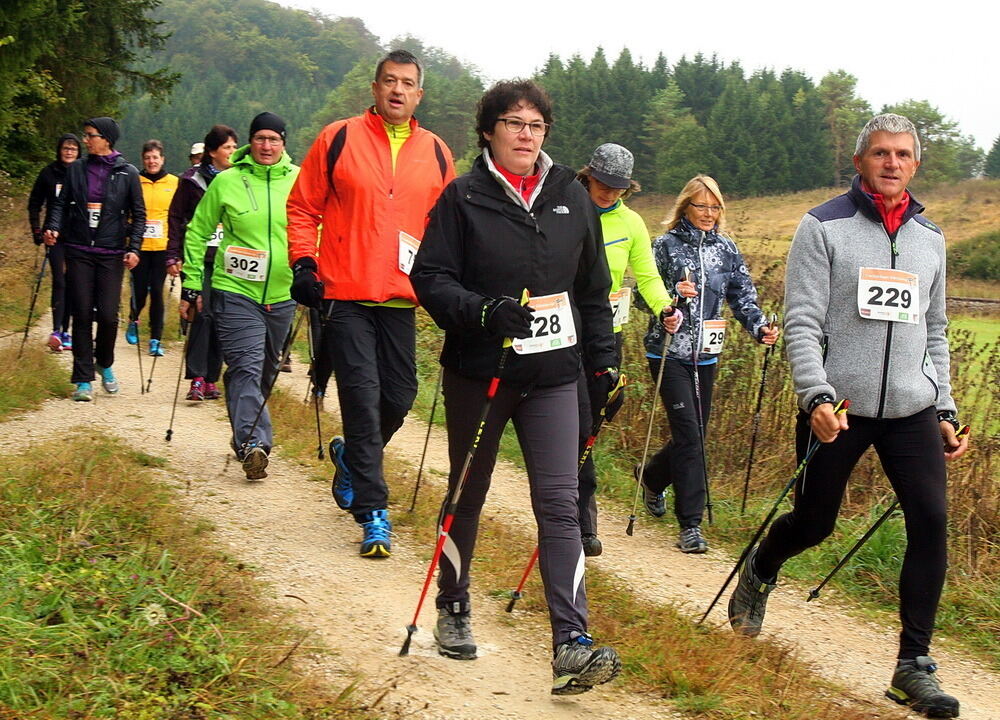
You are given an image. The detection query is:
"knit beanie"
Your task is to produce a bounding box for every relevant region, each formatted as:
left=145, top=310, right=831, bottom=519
left=84, top=117, right=120, bottom=148
left=248, top=112, right=287, bottom=141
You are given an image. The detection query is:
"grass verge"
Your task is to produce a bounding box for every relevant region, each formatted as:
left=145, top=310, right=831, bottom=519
left=0, top=432, right=377, bottom=719
left=0, top=344, right=67, bottom=420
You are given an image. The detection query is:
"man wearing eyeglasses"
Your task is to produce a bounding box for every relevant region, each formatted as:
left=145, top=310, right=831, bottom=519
left=181, top=112, right=300, bottom=481
left=286, top=49, right=455, bottom=558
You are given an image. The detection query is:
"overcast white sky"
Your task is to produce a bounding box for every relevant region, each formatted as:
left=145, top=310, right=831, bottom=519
left=282, top=0, right=999, bottom=152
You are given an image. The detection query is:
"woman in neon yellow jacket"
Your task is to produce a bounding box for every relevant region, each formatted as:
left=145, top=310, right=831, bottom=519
left=574, top=143, right=679, bottom=556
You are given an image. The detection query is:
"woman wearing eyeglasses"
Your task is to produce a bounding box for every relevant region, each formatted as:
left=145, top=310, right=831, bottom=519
left=411, top=79, right=621, bottom=695
left=637, top=175, right=779, bottom=553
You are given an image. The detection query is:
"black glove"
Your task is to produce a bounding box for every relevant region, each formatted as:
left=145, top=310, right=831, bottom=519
left=482, top=296, right=534, bottom=339
left=180, top=287, right=201, bottom=304
left=588, top=367, right=622, bottom=424
left=32, top=229, right=43, bottom=245
left=291, top=257, right=324, bottom=308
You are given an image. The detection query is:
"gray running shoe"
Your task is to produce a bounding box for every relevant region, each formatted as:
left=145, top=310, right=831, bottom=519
left=96, top=365, right=119, bottom=394
left=72, top=382, right=93, bottom=402
left=676, top=526, right=708, bottom=553
left=886, top=656, right=960, bottom=718
left=727, top=546, right=776, bottom=637
left=581, top=533, right=603, bottom=557
left=434, top=602, right=476, bottom=660
left=241, top=443, right=269, bottom=480
left=635, top=464, right=665, bottom=518
left=551, top=633, right=621, bottom=695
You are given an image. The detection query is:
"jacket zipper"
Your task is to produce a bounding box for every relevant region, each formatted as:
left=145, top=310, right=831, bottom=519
left=875, top=229, right=898, bottom=418
left=262, top=168, right=272, bottom=305
left=693, top=231, right=706, bottom=361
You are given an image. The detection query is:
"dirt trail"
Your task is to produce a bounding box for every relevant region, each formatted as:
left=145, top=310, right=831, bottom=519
left=4, top=315, right=999, bottom=720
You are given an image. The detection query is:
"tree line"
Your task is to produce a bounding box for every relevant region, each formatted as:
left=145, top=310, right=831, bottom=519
left=3, top=0, right=997, bottom=192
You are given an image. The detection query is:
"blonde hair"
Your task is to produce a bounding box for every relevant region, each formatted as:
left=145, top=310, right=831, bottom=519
left=664, top=174, right=727, bottom=232
left=576, top=166, right=641, bottom=201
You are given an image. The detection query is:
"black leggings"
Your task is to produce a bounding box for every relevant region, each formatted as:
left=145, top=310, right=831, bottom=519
left=755, top=406, right=948, bottom=659
left=64, top=246, right=124, bottom=383
left=129, top=249, right=167, bottom=340
left=642, top=358, right=716, bottom=528
left=47, top=242, right=70, bottom=333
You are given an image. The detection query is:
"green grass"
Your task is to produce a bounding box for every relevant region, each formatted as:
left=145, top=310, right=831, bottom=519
left=0, top=344, right=68, bottom=420
left=0, top=433, right=374, bottom=719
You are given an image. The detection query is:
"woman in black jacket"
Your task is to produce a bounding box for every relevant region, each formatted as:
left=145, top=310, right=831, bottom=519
left=27, top=133, right=80, bottom=351
left=411, top=80, right=620, bottom=696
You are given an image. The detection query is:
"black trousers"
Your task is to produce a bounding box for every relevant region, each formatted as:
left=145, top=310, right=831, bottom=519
left=321, top=301, right=417, bottom=518
left=437, top=369, right=588, bottom=648
left=756, top=407, right=948, bottom=659
left=64, top=245, right=124, bottom=383
left=129, top=249, right=167, bottom=340
left=642, top=358, right=716, bottom=528
left=184, top=251, right=223, bottom=382
left=47, top=242, right=70, bottom=333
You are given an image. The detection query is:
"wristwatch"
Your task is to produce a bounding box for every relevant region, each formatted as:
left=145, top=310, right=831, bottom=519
left=936, top=410, right=961, bottom=433
left=806, top=393, right=835, bottom=414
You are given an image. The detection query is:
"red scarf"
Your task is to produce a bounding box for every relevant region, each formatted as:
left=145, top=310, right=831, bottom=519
left=861, top=181, right=910, bottom=235
left=494, top=161, right=539, bottom=203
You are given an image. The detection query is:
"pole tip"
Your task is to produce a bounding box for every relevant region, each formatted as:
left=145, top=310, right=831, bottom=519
left=165, top=430, right=172, bottom=442
left=626, top=515, right=636, bottom=536
left=399, top=625, right=417, bottom=656
left=807, top=590, right=818, bottom=602
left=505, top=591, right=522, bottom=613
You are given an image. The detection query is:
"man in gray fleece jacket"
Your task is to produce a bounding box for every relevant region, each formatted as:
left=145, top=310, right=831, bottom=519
left=728, top=114, right=970, bottom=719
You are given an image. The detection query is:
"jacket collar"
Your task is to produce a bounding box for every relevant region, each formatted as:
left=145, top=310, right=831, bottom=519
left=672, top=216, right=722, bottom=244
left=364, top=105, right=420, bottom=135
left=481, top=147, right=554, bottom=211
left=848, top=174, right=925, bottom=227
left=230, top=144, right=293, bottom=178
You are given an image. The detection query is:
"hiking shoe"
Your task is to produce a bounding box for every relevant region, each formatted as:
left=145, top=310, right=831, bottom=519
left=148, top=338, right=164, bottom=357
left=636, top=464, right=665, bottom=518
left=358, top=509, right=392, bottom=558
left=72, top=382, right=93, bottom=402
left=241, top=443, right=269, bottom=480
left=329, top=435, right=354, bottom=510
left=551, top=633, right=621, bottom=695
left=97, top=366, right=119, bottom=394
left=60, top=332, right=72, bottom=350
left=203, top=382, right=221, bottom=400
left=677, top=526, right=709, bottom=553
left=434, top=602, right=477, bottom=660
left=886, top=656, right=960, bottom=718
left=186, top=378, right=205, bottom=401
left=125, top=321, right=138, bottom=345
left=582, top=533, right=603, bottom=557
left=48, top=332, right=63, bottom=352
left=280, top=358, right=292, bottom=373
left=728, top=546, right=776, bottom=637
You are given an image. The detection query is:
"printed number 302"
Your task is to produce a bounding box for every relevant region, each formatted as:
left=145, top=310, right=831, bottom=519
left=231, top=257, right=259, bottom=272
left=868, top=286, right=911, bottom=308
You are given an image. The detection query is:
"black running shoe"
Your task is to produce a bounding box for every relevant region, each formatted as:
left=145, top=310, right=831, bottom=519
left=434, top=602, right=476, bottom=660
left=676, top=526, right=708, bottom=553
left=582, top=534, right=603, bottom=557
left=636, top=464, right=665, bottom=518
left=886, top=656, right=960, bottom=718
left=551, top=633, right=621, bottom=695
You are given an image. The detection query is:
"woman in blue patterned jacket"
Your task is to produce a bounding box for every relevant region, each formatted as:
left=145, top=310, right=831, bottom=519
left=637, top=174, right=778, bottom=553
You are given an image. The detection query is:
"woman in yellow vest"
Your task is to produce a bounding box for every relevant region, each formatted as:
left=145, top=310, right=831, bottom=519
left=129, top=139, right=178, bottom=356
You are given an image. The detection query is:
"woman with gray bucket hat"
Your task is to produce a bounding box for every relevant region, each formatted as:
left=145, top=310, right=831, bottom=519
left=574, top=143, right=680, bottom=556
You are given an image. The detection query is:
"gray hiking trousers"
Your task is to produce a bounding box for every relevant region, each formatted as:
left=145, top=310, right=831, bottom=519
left=212, top=290, right=295, bottom=454
left=436, top=368, right=588, bottom=648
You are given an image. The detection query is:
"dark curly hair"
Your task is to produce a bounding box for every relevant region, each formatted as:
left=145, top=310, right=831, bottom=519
left=475, top=79, right=553, bottom=150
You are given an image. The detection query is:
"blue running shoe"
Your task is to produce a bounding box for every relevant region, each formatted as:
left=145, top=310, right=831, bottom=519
left=97, top=365, right=119, bottom=394
left=72, top=382, right=93, bottom=402
left=329, top=435, right=354, bottom=510
left=148, top=338, right=164, bottom=357
left=358, top=509, right=392, bottom=558
left=125, top=321, right=138, bottom=345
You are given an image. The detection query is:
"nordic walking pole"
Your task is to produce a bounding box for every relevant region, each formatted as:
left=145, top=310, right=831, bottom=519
left=238, top=306, right=307, bottom=458
left=740, top=312, right=779, bottom=515
left=305, top=311, right=324, bottom=460
left=400, top=290, right=527, bottom=656
left=698, top=399, right=850, bottom=624
left=17, top=249, right=50, bottom=359
left=165, top=308, right=194, bottom=442
left=129, top=275, right=146, bottom=394
left=408, top=364, right=443, bottom=513
left=507, top=372, right=627, bottom=612
left=806, top=423, right=970, bottom=602
left=626, top=307, right=677, bottom=536
left=689, top=297, right=712, bottom=524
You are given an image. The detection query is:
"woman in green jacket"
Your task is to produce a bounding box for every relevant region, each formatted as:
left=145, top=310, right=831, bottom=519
left=574, top=143, right=679, bottom=556
left=180, top=112, right=299, bottom=481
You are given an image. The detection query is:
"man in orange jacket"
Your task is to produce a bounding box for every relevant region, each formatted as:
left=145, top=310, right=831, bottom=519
left=287, top=49, right=456, bottom=558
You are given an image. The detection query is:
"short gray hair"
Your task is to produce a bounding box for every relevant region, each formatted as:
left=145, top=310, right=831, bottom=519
left=855, top=113, right=921, bottom=162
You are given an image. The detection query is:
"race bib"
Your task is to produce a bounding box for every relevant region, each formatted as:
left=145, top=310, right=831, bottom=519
left=143, top=219, right=164, bottom=239
left=857, top=268, right=919, bottom=324
left=609, top=287, right=632, bottom=326
left=224, top=245, right=269, bottom=282
left=513, top=292, right=577, bottom=355
left=398, top=230, right=420, bottom=275
left=700, top=319, right=727, bottom=354
left=208, top=224, right=224, bottom=248
left=87, top=202, right=101, bottom=229
left=55, top=183, right=63, bottom=198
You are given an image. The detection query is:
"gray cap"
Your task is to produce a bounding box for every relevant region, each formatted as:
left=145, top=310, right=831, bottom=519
left=589, top=143, right=633, bottom=189
left=189, top=142, right=205, bottom=156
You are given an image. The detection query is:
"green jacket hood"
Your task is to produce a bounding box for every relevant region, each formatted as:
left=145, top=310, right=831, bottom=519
left=230, top=145, right=294, bottom=178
